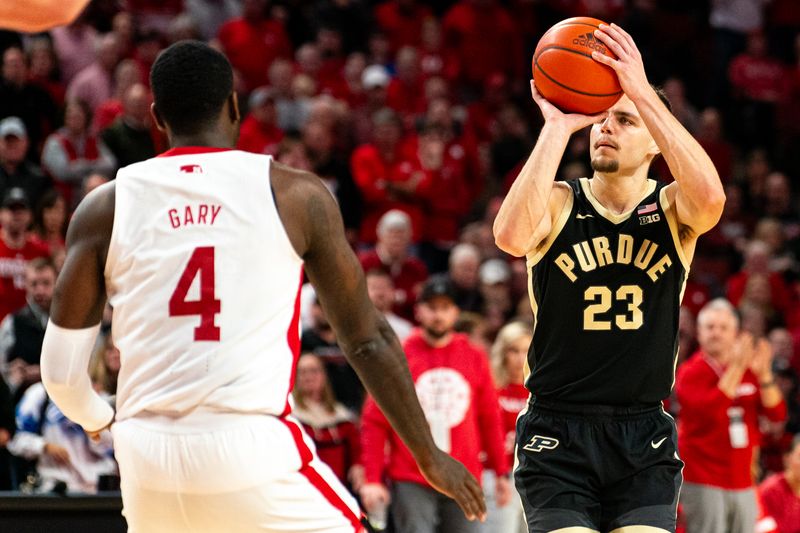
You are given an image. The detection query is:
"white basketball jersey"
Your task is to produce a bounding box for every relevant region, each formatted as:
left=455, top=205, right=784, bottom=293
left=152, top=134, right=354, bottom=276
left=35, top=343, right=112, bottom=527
left=106, top=148, right=303, bottom=422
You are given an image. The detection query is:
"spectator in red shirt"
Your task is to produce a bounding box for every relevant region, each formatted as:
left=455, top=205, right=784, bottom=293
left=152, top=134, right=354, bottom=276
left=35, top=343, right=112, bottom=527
left=400, top=123, right=470, bottom=272
left=727, top=240, right=792, bottom=318
left=352, top=65, right=391, bottom=146
left=386, top=46, right=426, bottom=127
left=93, top=59, right=143, bottom=133
left=352, top=108, right=428, bottom=243
left=359, top=276, right=510, bottom=533
left=486, top=320, right=530, bottom=533
left=359, top=209, right=428, bottom=321
left=292, top=353, right=363, bottom=492
left=374, top=0, right=434, bottom=55
left=441, top=0, right=523, bottom=95
left=237, top=87, right=284, bottom=156
left=676, top=298, right=787, bottom=533
left=216, top=0, right=292, bottom=92
left=728, top=31, right=789, bottom=149
left=0, top=188, right=49, bottom=322
left=695, top=108, right=734, bottom=183
left=758, top=434, right=800, bottom=533
left=26, top=37, right=66, bottom=109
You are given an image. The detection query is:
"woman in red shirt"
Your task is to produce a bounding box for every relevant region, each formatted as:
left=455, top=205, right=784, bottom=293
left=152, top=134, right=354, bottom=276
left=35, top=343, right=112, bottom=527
left=486, top=321, right=531, bottom=533
left=291, top=353, right=363, bottom=494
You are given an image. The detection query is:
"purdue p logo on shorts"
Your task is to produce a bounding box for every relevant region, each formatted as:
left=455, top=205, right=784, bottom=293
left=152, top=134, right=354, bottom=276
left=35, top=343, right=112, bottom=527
left=523, top=435, right=560, bottom=453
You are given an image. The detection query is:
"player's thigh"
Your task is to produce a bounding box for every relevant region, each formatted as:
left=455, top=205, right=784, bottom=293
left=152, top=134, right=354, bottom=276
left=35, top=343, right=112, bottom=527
left=258, top=455, right=363, bottom=533
left=602, top=411, right=682, bottom=532
left=514, top=410, right=601, bottom=532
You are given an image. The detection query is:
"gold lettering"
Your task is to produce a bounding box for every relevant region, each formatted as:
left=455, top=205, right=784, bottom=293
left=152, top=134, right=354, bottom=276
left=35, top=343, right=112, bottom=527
left=617, top=234, right=633, bottom=264
left=573, top=242, right=597, bottom=272
left=646, top=254, right=673, bottom=282
left=592, top=236, right=613, bottom=267
left=555, top=253, right=578, bottom=282
left=634, top=239, right=658, bottom=269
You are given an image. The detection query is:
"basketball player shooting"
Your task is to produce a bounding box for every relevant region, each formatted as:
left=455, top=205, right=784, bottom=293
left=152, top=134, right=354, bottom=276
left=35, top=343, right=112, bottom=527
left=38, top=41, right=485, bottom=532
left=494, top=23, right=725, bottom=533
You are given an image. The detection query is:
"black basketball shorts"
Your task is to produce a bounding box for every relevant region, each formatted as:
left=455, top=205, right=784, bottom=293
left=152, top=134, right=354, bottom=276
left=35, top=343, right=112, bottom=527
left=514, top=397, right=683, bottom=533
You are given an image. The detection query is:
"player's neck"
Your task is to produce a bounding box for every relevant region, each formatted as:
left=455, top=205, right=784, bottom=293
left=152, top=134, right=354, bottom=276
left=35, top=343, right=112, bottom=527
left=589, top=172, right=651, bottom=215
left=168, top=132, right=236, bottom=150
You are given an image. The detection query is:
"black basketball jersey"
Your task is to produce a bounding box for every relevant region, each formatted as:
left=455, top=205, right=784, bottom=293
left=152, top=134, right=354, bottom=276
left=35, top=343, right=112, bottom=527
left=526, top=178, right=688, bottom=405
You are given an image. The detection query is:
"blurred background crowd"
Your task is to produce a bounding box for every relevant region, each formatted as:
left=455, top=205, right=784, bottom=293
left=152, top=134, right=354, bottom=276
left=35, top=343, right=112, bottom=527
left=0, top=0, right=799, bottom=531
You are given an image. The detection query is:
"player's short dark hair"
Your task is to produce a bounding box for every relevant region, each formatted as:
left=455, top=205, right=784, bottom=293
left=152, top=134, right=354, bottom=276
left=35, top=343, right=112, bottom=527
left=651, top=84, right=672, bottom=114
left=150, top=41, right=233, bottom=136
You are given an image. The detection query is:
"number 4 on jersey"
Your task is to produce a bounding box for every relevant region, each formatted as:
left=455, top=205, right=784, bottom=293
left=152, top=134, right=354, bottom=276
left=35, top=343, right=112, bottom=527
left=169, top=246, right=221, bottom=341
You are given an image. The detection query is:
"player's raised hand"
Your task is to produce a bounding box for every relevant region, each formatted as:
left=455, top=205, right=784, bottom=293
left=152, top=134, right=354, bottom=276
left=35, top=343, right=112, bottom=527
left=530, top=80, right=602, bottom=133
left=419, top=449, right=487, bottom=521
left=591, top=23, right=651, bottom=102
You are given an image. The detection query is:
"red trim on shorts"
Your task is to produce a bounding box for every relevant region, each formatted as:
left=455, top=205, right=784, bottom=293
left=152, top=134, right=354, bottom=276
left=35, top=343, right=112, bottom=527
left=157, top=146, right=235, bottom=157
left=280, top=417, right=364, bottom=532
left=281, top=270, right=304, bottom=417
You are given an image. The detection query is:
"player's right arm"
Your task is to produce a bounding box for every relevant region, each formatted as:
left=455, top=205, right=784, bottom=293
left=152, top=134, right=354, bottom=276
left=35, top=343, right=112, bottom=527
left=271, top=163, right=486, bottom=521
left=0, top=0, right=90, bottom=32
left=493, top=81, right=598, bottom=257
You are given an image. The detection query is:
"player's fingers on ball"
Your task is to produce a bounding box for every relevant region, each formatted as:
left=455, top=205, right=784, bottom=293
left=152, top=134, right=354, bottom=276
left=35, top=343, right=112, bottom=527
left=594, top=29, right=626, bottom=57
left=597, top=24, right=628, bottom=52
left=590, top=50, right=614, bottom=66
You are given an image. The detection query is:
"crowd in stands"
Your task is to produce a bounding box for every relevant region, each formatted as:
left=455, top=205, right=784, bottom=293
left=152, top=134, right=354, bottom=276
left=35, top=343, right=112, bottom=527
left=0, top=0, right=799, bottom=531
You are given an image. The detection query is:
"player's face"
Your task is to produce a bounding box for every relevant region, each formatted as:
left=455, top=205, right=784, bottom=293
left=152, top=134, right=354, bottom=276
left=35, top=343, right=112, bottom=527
left=589, top=95, right=659, bottom=175
left=504, top=335, right=530, bottom=384
left=417, top=297, right=459, bottom=339
left=697, top=309, right=738, bottom=357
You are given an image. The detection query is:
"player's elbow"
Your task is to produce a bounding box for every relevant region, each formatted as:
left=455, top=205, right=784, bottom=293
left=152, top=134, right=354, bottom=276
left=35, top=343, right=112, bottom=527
left=493, top=221, right=525, bottom=258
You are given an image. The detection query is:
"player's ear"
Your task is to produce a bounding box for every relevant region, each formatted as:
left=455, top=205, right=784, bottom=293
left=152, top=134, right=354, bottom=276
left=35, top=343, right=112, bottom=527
left=646, top=136, right=660, bottom=159
left=228, top=92, right=240, bottom=124
left=150, top=103, right=167, bottom=132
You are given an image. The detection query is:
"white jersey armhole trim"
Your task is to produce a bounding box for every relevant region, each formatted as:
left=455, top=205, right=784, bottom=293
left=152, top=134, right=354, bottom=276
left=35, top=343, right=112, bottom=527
left=526, top=186, right=574, bottom=268
left=658, top=187, right=691, bottom=271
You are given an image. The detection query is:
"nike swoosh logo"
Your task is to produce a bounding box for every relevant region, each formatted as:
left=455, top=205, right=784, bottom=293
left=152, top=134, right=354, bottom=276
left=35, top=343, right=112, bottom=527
left=576, top=213, right=594, bottom=219
left=651, top=437, right=668, bottom=449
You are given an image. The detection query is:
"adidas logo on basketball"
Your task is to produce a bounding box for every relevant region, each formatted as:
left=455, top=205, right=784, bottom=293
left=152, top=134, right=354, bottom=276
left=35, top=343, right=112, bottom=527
left=573, top=32, right=606, bottom=52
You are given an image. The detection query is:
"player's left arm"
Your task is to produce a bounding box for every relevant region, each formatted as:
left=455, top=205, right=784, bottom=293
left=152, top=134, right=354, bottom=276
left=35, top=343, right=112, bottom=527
left=593, top=23, right=725, bottom=240
left=40, top=183, right=116, bottom=434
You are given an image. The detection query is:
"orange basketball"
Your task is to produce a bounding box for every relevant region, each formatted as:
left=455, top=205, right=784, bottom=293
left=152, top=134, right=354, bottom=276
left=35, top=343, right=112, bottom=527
left=532, top=17, right=623, bottom=115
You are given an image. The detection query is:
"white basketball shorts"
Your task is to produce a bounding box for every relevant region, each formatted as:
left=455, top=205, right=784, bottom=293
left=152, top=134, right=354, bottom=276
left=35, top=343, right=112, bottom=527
left=112, top=412, right=365, bottom=532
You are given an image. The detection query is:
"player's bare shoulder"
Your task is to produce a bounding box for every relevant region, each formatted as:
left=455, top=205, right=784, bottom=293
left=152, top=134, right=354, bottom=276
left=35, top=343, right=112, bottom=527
left=269, top=161, right=342, bottom=260
left=66, top=181, right=116, bottom=258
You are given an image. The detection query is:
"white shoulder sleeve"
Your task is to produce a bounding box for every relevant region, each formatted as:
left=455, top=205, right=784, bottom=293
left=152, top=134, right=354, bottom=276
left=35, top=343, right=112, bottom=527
left=40, top=321, right=114, bottom=432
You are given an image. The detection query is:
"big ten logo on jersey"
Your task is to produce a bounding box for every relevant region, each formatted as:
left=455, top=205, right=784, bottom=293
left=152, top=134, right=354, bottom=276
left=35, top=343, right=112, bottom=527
left=554, top=234, right=673, bottom=284
left=523, top=435, right=560, bottom=453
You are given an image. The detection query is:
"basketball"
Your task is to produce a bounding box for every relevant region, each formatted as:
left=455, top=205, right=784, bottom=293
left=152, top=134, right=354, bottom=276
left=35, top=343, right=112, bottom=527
left=532, top=17, right=623, bottom=115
